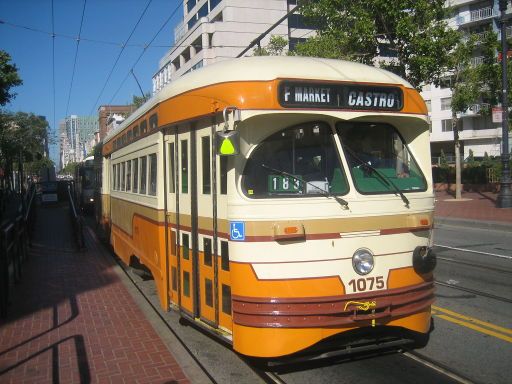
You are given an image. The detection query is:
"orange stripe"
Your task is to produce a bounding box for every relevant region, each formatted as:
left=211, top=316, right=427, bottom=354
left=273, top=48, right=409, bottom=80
left=103, top=79, right=427, bottom=156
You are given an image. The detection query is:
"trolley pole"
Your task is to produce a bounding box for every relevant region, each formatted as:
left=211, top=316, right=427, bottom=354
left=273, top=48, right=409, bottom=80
left=497, top=0, right=512, bottom=208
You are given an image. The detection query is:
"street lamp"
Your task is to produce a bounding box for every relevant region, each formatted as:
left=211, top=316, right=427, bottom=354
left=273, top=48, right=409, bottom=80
left=497, top=0, right=512, bottom=208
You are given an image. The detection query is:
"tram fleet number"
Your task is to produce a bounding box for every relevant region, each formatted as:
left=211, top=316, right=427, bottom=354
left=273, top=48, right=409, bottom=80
left=348, top=276, right=385, bottom=293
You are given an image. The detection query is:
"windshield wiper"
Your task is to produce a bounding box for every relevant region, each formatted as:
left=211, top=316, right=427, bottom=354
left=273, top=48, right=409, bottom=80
left=261, top=164, right=349, bottom=208
left=341, top=144, right=410, bottom=208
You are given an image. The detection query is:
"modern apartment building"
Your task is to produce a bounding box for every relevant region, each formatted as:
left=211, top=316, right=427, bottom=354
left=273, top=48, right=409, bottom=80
left=152, top=0, right=310, bottom=93
left=424, top=0, right=511, bottom=162
left=152, top=0, right=509, bottom=162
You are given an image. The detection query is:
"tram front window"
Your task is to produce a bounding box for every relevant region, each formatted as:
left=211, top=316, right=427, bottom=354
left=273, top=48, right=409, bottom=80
left=242, top=122, right=349, bottom=198
left=336, top=122, right=426, bottom=194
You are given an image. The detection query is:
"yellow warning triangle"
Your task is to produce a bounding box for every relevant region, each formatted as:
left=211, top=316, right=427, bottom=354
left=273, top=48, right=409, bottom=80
left=220, top=138, right=235, bottom=155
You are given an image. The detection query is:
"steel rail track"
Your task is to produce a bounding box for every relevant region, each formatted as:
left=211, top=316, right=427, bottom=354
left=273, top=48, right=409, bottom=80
left=436, top=255, right=512, bottom=275
left=401, top=350, right=477, bottom=384
left=434, top=280, right=512, bottom=303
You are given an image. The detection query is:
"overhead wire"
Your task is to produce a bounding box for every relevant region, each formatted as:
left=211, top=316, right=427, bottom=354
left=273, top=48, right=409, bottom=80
left=88, top=0, right=154, bottom=116
left=51, top=0, right=56, bottom=147
left=107, top=0, right=182, bottom=105
left=65, top=0, right=88, bottom=118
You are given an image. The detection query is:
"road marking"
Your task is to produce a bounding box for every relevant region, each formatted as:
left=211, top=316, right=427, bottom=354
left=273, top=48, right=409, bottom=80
left=432, top=305, right=512, bottom=343
left=434, top=244, right=512, bottom=260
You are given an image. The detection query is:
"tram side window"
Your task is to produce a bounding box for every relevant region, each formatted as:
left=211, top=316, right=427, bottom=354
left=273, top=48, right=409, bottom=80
left=222, top=284, right=231, bottom=315
left=120, top=162, right=125, bottom=191
left=242, top=122, right=349, bottom=198
left=140, top=120, right=148, bottom=135
left=149, top=113, right=158, bottom=131
left=169, top=143, right=175, bottom=193
left=182, top=233, right=190, bottom=260
left=220, top=156, right=227, bottom=195
left=149, top=153, right=157, bottom=196
left=133, top=158, right=139, bottom=193
left=112, top=164, right=117, bottom=190
left=133, top=125, right=140, bottom=138
left=181, top=140, right=188, bottom=194
left=126, top=160, right=132, bottom=191
left=140, top=156, right=147, bottom=194
left=202, top=136, right=211, bottom=194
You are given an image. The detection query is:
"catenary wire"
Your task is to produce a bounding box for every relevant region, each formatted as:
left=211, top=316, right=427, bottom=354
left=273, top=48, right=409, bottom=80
left=88, top=0, right=154, bottom=116
left=65, top=0, right=88, bottom=118
left=107, top=1, right=182, bottom=105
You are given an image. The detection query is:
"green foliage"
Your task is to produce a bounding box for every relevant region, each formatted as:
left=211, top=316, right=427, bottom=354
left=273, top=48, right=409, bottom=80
left=0, top=111, right=49, bottom=161
left=25, top=156, right=54, bottom=176
left=132, top=92, right=151, bottom=110
left=253, top=35, right=288, bottom=56
left=295, top=0, right=459, bottom=89
left=0, top=50, right=23, bottom=106
left=466, top=149, right=475, bottom=165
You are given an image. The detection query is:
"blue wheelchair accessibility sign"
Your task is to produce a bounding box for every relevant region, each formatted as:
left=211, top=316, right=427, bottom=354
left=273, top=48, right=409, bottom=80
left=230, top=221, right=245, bottom=241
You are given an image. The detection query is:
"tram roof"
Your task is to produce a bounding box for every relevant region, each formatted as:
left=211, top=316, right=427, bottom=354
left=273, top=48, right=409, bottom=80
left=104, top=56, right=414, bottom=144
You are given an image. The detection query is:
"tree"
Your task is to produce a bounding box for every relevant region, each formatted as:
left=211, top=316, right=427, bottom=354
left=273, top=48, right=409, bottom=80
left=132, top=92, right=152, bottom=110
left=0, top=50, right=23, bottom=106
left=0, top=112, right=49, bottom=191
left=253, top=35, right=288, bottom=56
left=295, top=0, right=459, bottom=89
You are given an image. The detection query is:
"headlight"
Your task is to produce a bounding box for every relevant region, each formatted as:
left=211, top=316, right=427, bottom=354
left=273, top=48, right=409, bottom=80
left=352, top=248, right=374, bottom=275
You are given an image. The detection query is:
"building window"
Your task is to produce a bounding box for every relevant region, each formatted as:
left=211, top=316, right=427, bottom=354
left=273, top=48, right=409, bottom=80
left=187, top=0, right=197, bottom=13
left=425, top=100, right=431, bottom=112
left=149, top=153, right=157, bottom=196
left=442, top=119, right=453, bottom=132
left=441, top=97, right=452, bottom=111
left=210, top=0, right=221, bottom=11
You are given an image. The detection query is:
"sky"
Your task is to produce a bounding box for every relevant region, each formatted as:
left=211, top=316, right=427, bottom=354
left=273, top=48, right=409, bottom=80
left=0, top=0, right=183, bottom=166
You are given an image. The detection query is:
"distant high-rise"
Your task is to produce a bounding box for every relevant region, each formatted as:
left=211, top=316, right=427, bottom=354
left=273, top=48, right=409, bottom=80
left=60, top=115, right=99, bottom=167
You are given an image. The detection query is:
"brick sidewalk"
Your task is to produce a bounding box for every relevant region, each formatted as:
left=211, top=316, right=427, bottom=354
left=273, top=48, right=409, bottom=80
left=0, top=203, right=191, bottom=384
left=434, top=190, right=512, bottom=224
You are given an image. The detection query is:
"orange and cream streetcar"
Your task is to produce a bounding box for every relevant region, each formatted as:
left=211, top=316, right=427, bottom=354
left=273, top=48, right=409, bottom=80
left=98, top=56, right=436, bottom=358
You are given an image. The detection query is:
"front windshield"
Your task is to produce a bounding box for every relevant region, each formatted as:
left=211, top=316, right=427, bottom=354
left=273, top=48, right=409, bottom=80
left=336, top=122, right=426, bottom=194
left=242, top=122, right=349, bottom=198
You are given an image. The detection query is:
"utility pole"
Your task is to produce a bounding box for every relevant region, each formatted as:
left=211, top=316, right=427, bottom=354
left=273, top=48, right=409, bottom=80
left=497, top=0, right=512, bottom=208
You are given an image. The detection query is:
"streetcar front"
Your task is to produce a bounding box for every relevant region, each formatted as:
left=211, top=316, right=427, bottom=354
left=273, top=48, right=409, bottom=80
left=225, top=79, right=436, bottom=358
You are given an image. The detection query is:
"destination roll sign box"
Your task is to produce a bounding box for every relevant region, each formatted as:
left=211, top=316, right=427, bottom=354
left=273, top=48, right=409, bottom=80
left=278, top=81, right=403, bottom=111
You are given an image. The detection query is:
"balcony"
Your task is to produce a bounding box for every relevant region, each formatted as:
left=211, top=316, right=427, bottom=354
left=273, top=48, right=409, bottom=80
left=470, top=56, right=485, bottom=67
left=457, top=6, right=496, bottom=26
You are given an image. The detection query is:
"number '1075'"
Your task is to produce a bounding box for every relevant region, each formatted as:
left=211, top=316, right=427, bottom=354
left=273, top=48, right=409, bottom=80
left=348, top=276, right=385, bottom=292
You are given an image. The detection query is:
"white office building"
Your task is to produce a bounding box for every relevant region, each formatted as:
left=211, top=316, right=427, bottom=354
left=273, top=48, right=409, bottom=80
left=152, top=0, right=310, bottom=93
left=153, top=0, right=509, bottom=162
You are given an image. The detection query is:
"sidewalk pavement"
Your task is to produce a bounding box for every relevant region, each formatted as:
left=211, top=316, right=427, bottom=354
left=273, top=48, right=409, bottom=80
left=0, top=203, right=209, bottom=384
left=434, top=190, right=512, bottom=231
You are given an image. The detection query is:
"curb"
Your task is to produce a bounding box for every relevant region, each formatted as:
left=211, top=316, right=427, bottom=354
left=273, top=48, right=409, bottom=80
left=434, top=216, right=512, bottom=232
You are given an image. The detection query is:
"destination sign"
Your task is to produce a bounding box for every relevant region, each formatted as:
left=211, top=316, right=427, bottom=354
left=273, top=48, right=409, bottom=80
left=278, top=81, right=403, bottom=111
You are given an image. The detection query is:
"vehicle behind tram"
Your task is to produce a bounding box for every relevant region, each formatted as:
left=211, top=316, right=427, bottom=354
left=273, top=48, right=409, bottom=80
left=75, top=155, right=96, bottom=212
left=97, top=56, right=436, bottom=359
